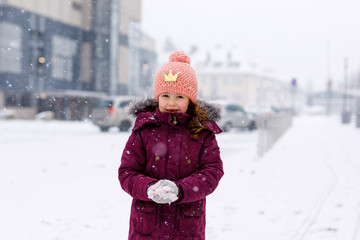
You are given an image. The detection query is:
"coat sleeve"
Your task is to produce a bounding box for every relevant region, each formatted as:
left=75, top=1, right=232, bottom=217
left=118, top=130, right=157, bottom=201
left=176, top=132, right=224, bottom=203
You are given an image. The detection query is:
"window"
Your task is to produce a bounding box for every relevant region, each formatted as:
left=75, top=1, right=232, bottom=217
left=233, top=78, right=241, bottom=85
left=20, top=92, right=31, bottom=107
left=4, top=92, right=32, bottom=107
left=119, top=100, right=131, bottom=108
left=96, top=101, right=113, bottom=108
left=52, top=35, right=77, bottom=81
left=5, top=93, right=17, bottom=106
left=72, top=2, right=83, bottom=11
left=0, top=22, right=22, bottom=73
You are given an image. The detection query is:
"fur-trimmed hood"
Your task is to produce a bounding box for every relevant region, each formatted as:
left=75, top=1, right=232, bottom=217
left=127, top=98, right=222, bottom=122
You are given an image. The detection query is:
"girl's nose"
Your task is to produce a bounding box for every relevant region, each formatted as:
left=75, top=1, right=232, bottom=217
left=168, top=97, right=176, bottom=105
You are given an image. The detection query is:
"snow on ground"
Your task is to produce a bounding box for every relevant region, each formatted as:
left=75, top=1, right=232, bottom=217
left=1, top=115, right=360, bottom=240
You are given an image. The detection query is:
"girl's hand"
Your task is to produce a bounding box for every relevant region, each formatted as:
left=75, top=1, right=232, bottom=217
left=147, top=180, right=178, bottom=204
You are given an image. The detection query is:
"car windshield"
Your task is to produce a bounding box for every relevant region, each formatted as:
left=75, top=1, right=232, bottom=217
left=226, top=104, right=244, bottom=112
left=118, top=100, right=131, bottom=108
left=96, top=101, right=113, bottom=108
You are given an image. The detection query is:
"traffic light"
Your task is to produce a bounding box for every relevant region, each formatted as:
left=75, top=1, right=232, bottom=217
left=36, top=38, right=45, bottom=77
left=37, top=50, right=45, bottom=77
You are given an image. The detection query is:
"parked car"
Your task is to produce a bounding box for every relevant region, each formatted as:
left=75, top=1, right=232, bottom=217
left=212, top=101, right=257, bottom=132
left=245, top=104, right=278, bottom=117
left=91, top=96, right=137, bottom=132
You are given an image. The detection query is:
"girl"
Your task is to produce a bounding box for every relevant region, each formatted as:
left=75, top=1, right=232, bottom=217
left=118, top=51, right=224, bottom=239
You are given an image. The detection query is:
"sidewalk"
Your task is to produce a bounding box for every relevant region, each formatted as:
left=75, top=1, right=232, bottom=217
left=208, top=115, right=360, bottom=240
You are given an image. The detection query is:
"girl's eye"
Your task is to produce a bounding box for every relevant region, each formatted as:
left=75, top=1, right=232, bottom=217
left=161, top=94, right=169, bottom=98
left=177, top=95, right=184, bottom=99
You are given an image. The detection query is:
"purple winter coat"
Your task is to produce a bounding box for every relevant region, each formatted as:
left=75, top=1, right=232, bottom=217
left=118, top=99, right=224, bottom=240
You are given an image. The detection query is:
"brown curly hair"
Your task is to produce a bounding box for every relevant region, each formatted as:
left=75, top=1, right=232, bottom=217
left=187, top=102, right=209, bottom=140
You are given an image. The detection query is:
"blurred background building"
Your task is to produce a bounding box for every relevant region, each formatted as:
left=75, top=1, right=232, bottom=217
left=1, top=0, right=357, bottom=122
left=0, top=0, right=156, bottom=120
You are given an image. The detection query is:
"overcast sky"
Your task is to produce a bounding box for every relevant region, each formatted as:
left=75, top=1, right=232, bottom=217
left=141, top=0, right=360, bottom=92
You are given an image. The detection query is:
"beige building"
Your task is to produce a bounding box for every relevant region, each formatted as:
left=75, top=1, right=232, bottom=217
left=189, top=46, right=304, bottom=113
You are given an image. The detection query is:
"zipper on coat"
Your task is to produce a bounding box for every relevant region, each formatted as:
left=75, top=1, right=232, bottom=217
left=172, top=115, right=177, bottom=125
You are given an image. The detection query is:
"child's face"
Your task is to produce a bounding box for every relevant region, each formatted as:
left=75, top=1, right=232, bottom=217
left=158, top=92, right=190, bottom=114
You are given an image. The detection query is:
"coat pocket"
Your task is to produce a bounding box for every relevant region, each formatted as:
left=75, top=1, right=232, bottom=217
left=133, top=200, right=157, bottom=234
left=178, top=201, right=204, bottom=236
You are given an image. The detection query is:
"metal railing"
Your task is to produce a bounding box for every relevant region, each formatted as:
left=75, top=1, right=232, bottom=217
left=257, top=113, right=293, bottom=157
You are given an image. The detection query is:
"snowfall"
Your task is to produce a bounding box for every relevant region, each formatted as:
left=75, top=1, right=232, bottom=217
left=1, top=113, right=360, bottom=240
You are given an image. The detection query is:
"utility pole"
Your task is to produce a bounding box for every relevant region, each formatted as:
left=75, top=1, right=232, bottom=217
left=326, top=41, right=332, bottom=115
left=342, top=57, right=351, bottom=124
left=291, top=78, right=297, bottom=115
left=109, top=0, right=119, bottom=96
left=356, top=68, right=360, bottom=128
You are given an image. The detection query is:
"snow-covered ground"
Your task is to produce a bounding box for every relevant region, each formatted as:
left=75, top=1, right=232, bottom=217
left=1, top=115, right=360, bottom=240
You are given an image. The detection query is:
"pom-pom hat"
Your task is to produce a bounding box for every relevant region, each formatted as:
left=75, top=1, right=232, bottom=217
left=153, top=51, right=198, bottom=103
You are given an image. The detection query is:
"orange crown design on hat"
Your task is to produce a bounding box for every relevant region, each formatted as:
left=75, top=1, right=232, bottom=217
left=153, top=51, right=198, bottom=103
left=163, top=70, right=180, bottom=82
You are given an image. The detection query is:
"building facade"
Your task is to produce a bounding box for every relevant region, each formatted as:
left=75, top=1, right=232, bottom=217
left=189, top=47, right=304, bottom=113
left=0, top=0, right=156, bottom=120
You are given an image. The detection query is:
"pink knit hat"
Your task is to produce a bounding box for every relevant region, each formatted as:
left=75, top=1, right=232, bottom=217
left=153, top=51, right=198, bottom=103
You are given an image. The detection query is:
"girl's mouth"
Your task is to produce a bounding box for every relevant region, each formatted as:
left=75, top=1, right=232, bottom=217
left=167, top=109, right=178, bottom=113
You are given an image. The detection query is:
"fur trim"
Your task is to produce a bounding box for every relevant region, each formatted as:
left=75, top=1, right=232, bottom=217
left=197, top=99, right=222, bottom=122
left=127, top=98, right=222, bottom=122
left=127, top=98, right=158, bottom=117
